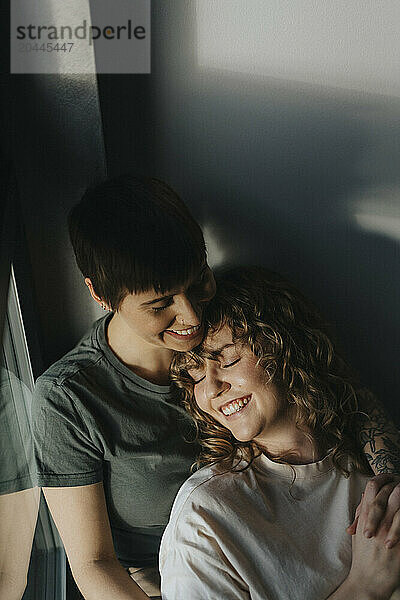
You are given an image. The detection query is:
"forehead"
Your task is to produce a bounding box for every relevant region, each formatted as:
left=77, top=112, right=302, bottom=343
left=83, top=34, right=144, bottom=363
left=202, top=325, right=234, bottom=354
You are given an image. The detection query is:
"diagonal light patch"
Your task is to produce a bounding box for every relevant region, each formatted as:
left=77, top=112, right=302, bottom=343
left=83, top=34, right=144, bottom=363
left=11, top=0, right=95, bottom=74
left=202, top=223, right=226, bottom=268
left=351, top=189, right=400, bottom=243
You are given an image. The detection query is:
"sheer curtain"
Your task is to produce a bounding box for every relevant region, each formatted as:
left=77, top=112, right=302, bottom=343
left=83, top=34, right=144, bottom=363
left=0, top=168, right=65, bottom=600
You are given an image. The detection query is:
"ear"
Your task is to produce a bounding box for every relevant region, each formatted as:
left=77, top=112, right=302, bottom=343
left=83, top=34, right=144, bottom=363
left=84, top=278, right=111, bottom=311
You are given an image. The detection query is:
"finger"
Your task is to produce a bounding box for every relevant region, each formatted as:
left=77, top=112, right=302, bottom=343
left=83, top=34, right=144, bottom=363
left=384, top=509, right=400, bottom=548
left=363, top=475, right=396, bottom=505
left=380, top=484, right=400, bottom=530
left=380, top=484, right=400, bottom=546
left=363, top=482, right=397, bottom=537
left=347, top=499, right=362, bottom=534
left=346, top=514, right=359, bottom=536
left=387, top=483, right=400, bottom=513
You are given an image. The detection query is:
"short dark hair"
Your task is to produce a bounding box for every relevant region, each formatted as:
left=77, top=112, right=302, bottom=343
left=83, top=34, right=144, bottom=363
left=68, top=175, right=206, bottom=310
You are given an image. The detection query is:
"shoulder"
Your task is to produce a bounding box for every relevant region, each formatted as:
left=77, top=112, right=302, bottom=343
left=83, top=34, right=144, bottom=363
left=159, top=462, right=248, bottom=569
left=32, top=317, right=108, bottom=418
left=34, top=317, right=106, bottom=393
left=166, top=461, right=247, bottom=526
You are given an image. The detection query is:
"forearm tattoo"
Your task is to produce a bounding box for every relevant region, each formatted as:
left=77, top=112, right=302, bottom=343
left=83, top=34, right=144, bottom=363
left=358, top=391, right=400, bottom=474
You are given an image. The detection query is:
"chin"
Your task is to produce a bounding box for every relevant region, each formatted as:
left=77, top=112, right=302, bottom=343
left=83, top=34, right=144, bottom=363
left=168, top=339, right=198, bottom=352
left=162, top=330, right=203, bottom=352
left=233, top=431, right=255, bottom=443
left=233, top=425, right=263, bottom=444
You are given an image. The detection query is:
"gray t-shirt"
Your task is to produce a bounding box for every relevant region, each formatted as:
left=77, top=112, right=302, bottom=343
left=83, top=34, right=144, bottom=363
left=32, top=314, right=198, bottom=568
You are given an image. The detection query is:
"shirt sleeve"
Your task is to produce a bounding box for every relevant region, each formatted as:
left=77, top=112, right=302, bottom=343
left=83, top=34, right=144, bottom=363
left=32, top=376, right=103, bottom=487
left=159, top=494, right=250, bottom=600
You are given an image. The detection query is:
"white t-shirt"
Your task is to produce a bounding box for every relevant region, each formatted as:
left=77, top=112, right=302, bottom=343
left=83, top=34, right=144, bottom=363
left=159, top=453, right=370, bottom=600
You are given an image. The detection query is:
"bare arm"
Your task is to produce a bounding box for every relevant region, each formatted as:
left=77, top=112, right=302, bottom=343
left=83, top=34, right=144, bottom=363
left=0, top=487, right=40, bottom=600
left=358, top=392, right=400, bottom=474
left=43, top=482, right=149, bottom=600
left=347, top=393, right=400, bottom=544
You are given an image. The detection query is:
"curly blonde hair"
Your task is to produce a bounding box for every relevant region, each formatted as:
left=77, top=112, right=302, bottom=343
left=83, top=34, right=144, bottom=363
left=171, top=266, right=372, bottom=476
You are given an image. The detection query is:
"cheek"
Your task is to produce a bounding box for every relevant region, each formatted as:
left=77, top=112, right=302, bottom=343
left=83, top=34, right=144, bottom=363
left=235, top=373, right=249, bottom=387
left=232, top=368, right=256, bottom=390
left=194, top=386, right=209, bottom=414
left=238, top=358, right=268, bottom=388
left=122, top=311, right=167, bottom=337
left=153, top=315, right=172, bottom=334
left=194, top=388, right=203, bottom=408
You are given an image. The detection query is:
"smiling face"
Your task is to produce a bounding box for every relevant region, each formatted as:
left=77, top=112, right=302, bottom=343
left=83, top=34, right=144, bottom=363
left=113, top=264, right=216, bottom=352
left=188, top=325, right=292, bottom=445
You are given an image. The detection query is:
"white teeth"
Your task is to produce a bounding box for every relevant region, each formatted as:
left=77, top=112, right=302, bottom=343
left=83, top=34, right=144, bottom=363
left=169, top=325, right=200, bottom=336
left=221, top=396, right=250, bottom=416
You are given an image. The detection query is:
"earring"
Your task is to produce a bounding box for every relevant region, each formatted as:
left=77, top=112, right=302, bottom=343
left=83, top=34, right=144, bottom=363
left=101, top=303, right=108, bottom=311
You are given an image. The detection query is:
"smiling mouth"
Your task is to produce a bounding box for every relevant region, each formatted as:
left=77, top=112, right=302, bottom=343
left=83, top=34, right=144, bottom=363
left=165, top=324, right=201, bottom=339
left=220, top=395, right=251, bottom=416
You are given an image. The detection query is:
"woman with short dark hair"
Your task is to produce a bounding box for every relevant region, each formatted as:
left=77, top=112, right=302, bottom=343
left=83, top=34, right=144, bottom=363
left=33, top=176, right=215, bottom=599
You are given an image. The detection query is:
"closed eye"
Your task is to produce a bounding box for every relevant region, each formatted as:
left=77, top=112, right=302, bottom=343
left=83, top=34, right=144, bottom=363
left=152, top=299, right=173, bottom=312
left=222, top=358, right=240, bottom=368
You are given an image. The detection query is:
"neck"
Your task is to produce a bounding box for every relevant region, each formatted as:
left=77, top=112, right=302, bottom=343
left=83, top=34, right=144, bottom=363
left=106, top=313, right=173, bottom=386
left=256, top=422, right=322, bottom=465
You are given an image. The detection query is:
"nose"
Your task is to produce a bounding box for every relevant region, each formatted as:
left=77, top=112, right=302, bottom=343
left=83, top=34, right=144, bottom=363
left=174, top=293, right=200, bottom=326
left=204, top=366, right=231, bottom=403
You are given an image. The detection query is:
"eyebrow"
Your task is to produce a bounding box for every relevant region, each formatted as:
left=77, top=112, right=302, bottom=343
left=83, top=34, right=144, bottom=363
left=141, top=294, right=173, bottom=307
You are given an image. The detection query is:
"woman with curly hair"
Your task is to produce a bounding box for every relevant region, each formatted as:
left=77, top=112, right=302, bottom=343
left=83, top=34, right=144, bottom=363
left=160, top=266, right=400, bottom=600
